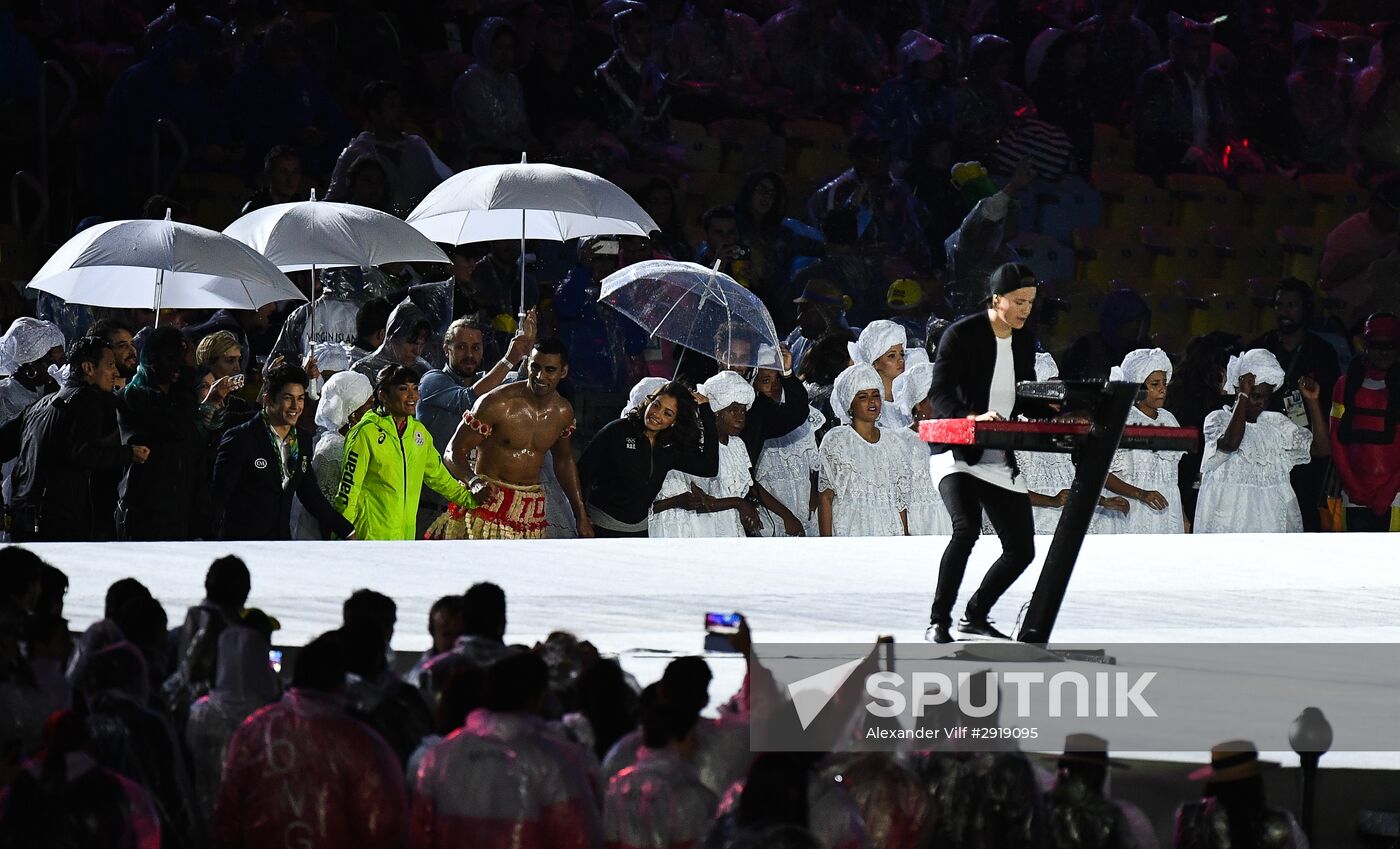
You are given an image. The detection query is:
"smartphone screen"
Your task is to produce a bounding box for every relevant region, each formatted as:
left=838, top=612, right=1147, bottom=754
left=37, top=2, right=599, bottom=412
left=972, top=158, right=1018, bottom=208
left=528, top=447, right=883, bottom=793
left=705, top=612, right=742, bottom=634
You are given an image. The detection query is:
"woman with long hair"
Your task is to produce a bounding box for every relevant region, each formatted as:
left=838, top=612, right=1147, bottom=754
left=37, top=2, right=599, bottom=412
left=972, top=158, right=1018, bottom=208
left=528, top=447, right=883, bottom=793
left=577, top=379, right=718, bottom=537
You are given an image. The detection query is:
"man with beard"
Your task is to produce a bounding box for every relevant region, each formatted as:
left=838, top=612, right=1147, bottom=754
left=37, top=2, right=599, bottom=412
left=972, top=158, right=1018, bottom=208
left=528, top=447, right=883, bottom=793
left=11, top=337, right=150, bottom=541
left=1249, top=278, right=1341, bottom=531
left=443, top=338, right=593, bottom=539
left=211, top=364, right=353, bottom=540
left=88, top=318, right=140, bottom=388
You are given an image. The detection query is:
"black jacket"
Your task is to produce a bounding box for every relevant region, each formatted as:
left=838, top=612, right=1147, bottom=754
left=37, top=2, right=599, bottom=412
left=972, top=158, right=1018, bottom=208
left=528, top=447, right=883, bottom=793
left=928, top=312, right=1055, bottom=465
left=117, top=377, right=212, bottom=540
left=739, top=372, right=812, bottom=464
left=10, top=385, right=133, bottom=541
left=211, top=414, right=353, bottom=540
left=578, top=404, right=719, bottom=525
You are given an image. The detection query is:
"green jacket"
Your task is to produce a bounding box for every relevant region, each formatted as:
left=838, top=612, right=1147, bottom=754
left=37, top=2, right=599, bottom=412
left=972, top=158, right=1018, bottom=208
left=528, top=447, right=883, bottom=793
left=335, top=409, right=475, bottom=540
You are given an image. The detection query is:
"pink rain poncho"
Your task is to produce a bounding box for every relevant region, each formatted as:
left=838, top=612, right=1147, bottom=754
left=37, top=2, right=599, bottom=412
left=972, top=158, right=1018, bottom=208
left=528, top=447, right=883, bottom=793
left=212, top=688, right=408, bottom=849
left=603, top=746, right=718, bottom=849
left=410, top=708, right=603, bottom=849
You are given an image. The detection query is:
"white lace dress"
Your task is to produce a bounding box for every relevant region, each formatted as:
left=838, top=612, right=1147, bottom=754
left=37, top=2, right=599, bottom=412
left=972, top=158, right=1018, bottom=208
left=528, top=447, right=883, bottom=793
left=649, top=437, right=751, bottom=538
left=755, top=406, right=824, bottom=537
left=1110, top=406, right=1187, bottom=534
left=891, top=428, right=952, bottom=534
left=1195, top=409, right=1312, bottom=533
left=293, top=431, right=347, bottom=540
left=818, top=425, right=912, bottom=536
left=1015, top=450, right=1120, bottom=535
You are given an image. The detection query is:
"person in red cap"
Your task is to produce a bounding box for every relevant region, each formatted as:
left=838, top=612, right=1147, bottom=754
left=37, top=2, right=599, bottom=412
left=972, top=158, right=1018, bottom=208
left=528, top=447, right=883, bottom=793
left=1329, top=312, right=1400, bottom=531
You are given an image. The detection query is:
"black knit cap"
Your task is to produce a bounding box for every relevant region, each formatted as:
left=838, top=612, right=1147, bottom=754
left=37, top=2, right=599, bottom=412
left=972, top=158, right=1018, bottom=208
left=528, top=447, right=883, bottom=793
left=988, top=262, right=1038, bottom=298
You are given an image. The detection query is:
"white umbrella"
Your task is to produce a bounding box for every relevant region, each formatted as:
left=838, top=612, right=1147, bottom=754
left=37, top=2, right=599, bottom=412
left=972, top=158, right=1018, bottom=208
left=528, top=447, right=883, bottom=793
left=406, top=157, right=657, bottom=316
left=224, top=192, right=450, bottom=336
left=28, top=213, right=303, bottom=322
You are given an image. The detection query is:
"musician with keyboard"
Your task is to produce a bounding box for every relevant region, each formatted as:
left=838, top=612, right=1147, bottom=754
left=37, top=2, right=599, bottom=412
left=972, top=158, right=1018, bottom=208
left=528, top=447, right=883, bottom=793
left=924, top=263, right=1055, bottom=644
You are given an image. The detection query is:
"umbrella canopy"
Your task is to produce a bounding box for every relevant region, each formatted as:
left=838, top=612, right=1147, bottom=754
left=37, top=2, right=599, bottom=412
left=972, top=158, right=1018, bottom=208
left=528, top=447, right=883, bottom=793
left=224, top=198, right=450, bottom=272
left=599, top=260, right=782, bottom=370
left=28, top=217, right=303, bottom=312
left=406, top=162, right=658, bottom=244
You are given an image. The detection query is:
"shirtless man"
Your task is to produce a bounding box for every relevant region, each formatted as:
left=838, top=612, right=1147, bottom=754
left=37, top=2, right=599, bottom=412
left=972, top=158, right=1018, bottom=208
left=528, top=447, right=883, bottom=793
left=442, top=338, right=594, bottom=539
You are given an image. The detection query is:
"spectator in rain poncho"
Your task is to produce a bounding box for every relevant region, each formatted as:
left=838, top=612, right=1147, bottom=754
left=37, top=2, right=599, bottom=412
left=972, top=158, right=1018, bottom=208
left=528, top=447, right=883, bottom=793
left=752, top=363, right=823, bottom=538
left=890, top=360, right=952, bottom=535
left=0, top=710, right=162, bottom=849
left=1015, top=353, right=1126, bottom=534
left=701, top=752, right=867, bottom=849
left=410, top=651, right=603, bottom=849
left=604, top=702, right=718, bottom=849
left=1106, top=348, right=1187, bottom=534
left=213, top=632, right=407, bottom=849
left=352, top=301, right=435, bottom=381
left=1196, top=349, right=1330, bottom=533
left=1044, top=734, right=1143, bottom=849
left=0, top=317, right=64, bottom=427
left=818, top=364, right=912, bottom=537
left=293, top=370, right=372, bottom=540
left=185, top=626, right=279, bottom=823
left=325, top=80, right=451, bottom=213
left=450, top=18, right=534, bottom=164
left=847, top=320, right=907, bottom=431
left=952, top=34, right=1035, bottom=163
left=943, top=160, right=1035, bottom=318
left=819, top=753, right=929, bottom=849
left=270, top=273, right=370, bottom=361
left=869, top=31, right=956, bottom=179
left=1173, top=741, right=1308, bottom=849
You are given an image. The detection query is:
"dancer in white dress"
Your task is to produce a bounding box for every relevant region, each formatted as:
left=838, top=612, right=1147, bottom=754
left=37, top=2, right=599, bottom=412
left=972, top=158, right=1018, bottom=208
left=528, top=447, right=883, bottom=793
left=1104, top=348, right=1186, bottom=534
left=889, top=360, right=953, bottom=534
left=818, top=364, right=912, bottom=536
left=847, top=319, right=908, bottom=430
left=1014, top=354, right=1129, bottom=534
left=1195, top=349, right=1330, bottom=533
left=649, top=371, right=803, bottom=538
left=294, top=371, right=373, bottom=540
left=752, top=366, right=823, bottom=536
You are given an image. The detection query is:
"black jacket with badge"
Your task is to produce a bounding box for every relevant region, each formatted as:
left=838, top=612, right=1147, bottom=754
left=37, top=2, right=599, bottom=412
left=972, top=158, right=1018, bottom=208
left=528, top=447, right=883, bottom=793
left=577, top=403, right=719, bottom=526
left=211, top=414, right=352, bottom=540
left=10, top=384, right=134, bottom=541
left=928, top=311, right=1056, bottom=465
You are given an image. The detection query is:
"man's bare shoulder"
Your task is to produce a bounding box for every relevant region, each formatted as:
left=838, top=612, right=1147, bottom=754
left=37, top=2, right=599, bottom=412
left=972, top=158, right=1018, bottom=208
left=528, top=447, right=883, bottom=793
left=475, top=380, right=529, bottom=415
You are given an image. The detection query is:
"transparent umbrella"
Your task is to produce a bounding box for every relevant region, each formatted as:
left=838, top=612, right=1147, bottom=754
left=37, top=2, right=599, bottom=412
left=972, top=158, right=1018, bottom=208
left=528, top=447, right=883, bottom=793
left=598, top=259, right=782, bottom=370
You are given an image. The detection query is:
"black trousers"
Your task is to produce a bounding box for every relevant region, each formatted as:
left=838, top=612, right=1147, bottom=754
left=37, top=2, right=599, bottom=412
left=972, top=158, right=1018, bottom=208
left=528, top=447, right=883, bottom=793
left=929, top=472, right=1037, bottom=628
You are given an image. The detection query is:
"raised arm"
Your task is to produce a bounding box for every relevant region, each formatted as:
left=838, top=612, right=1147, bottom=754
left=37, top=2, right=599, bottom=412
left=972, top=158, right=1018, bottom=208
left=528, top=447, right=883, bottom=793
left=1299, top=376, right=1331, bottom=458
left=1216, top=375, right=1253, bottom=453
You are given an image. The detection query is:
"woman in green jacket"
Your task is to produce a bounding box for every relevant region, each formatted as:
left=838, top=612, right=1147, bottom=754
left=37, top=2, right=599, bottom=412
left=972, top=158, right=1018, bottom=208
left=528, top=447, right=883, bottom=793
left=335, top=365, right=478, bottom=540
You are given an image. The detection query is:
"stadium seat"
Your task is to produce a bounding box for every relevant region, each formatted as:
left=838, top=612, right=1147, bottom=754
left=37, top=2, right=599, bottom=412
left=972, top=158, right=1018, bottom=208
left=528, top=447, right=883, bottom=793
left=1091, top=123, right=1136, bottom=175
left=1299, top=173, right=1366, bottom=230
left=708, top=119, right=771, bottom=140
left=1277, top=225, right=1331, bottom=283
left=1209, top=224, right=1286, bottom=281
left=1184, top=278, right=1262, bottom=339
left=1140, top=224, right=1220, bottom=281
left=1036, top=176, right=1102, bottom=243
left=722, top=135, right=787, bottom=175
left=678, top=136, right=723, bottom=173
left=1128, top=277, right=1196, bottom=354
left=1166, top=173, right=1243, bottom=233
left=1036, top=280, right=1108, bottom=356
left=1009, top=232, right=1075, bottom=284
left=1237, top=173, right=1313, bottom=232
left=1094, top=171, right=1172, bottom=229
left=670, top=119, right=707, bottom=144
left=1075, top=227, right=1149, bottom=285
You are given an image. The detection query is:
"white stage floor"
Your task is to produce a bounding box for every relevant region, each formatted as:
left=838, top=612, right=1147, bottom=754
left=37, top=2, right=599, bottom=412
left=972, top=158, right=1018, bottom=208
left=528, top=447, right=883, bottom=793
left=27, top=534, right=1400, bottom=769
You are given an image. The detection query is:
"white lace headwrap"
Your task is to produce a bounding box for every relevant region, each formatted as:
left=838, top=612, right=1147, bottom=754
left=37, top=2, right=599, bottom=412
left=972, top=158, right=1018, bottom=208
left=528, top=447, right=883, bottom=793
left=314, top=370, right=373, bottom=433
left=1117, top=347, right=1173, bottom=385
left=0, top=318, right=64, bottom=376
left=1034, top=352, right=1059, bottom=382
left=831, top=363, right=883, bottom=425
left=701, top=370, right=756, bottom=412
left=622, top=376, right=667, bottom=418
left=893, top=362, right=934, bottom=418
left=1225, top=349, right=1285, bottom=394
left=846, top=319, right=906, bottom=366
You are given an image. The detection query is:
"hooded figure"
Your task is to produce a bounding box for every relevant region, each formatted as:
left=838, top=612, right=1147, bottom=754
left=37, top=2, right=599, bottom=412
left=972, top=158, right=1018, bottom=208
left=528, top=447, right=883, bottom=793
left=871, top=30, right=955, bottom=175
left=185, top=627, right=280, bottom=822
left=450, top=17, right=532, bottom=158
left=0, top=317, right=64, bottom=426
left=292, top=370, right=375, bottom=541
left=352, top=300, right=435, bottom=380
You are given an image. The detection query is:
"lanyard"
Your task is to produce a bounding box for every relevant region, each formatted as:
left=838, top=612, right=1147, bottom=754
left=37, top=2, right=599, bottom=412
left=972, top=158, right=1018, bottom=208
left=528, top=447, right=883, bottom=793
left=262, top=412, right=300, bottom=486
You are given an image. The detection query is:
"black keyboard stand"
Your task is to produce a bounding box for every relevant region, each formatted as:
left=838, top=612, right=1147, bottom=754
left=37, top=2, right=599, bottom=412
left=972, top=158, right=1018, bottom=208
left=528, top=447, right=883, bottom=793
left=1015, top=380, right=1141, bottom=645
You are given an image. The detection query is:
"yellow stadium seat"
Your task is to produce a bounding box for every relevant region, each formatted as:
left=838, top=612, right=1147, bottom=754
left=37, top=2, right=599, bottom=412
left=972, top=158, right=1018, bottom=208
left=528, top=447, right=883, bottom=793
left=1095, top=171, right=1171, bottom=229
left=1075, top=227, right=1151, bottom=285
left=1140, top=224, right=1219, bottom=281
left=1037, top=280, right=1108, bottom=357
left=722, top=135, right=787, bottom=176
left=670, top=119, right=707, bottom=144
left=1237, top=173, right=1313, bottom=232
left=1091, top=123, right=1135, bottom=174
left=1166, top=173, right=1243, bottom=233
left=1128, top=277, right=1196, bottom=355
left=1277, top=224, right=1330, bottom=283
left=1298, top=173, right=1366, bottom=230
left=679, top=136, right=722, bottom=173
left=1185, top=278, right=1261, bottom=339
left=1208, top=224, right=1286, bottom=281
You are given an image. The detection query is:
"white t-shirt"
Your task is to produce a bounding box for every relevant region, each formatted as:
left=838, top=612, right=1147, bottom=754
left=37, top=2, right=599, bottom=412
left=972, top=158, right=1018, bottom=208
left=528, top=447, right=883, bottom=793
left=948, top=334, right=1025, bottom=492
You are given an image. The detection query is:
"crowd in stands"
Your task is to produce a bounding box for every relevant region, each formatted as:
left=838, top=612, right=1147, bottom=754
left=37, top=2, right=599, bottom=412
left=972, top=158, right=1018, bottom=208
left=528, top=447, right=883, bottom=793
left=2, top=0, right=1400, bottom=539
left=0, top=547, right=1316, bottom=848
